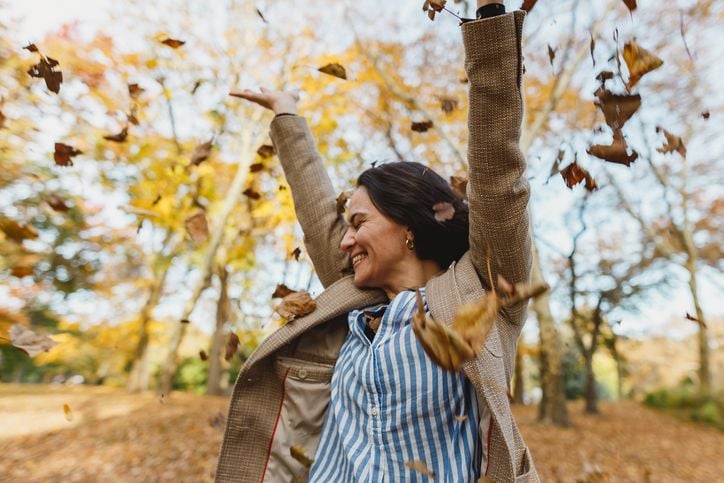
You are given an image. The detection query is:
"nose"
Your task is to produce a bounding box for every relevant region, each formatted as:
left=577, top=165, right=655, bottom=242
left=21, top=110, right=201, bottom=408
left=340, top=227, right=354, bottom=252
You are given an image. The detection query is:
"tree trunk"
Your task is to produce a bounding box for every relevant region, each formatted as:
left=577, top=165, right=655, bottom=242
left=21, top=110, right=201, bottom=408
left=685, top=256, right=711, bottom=392
left=128, top=258, right=172, bottom=393
left=583, top=348, right=599, bottom=414
left=530, top=241, right=570, bottom=426
left=513, top=343, right=525, bottom=404
left=206, top=265, right=230, bottom=395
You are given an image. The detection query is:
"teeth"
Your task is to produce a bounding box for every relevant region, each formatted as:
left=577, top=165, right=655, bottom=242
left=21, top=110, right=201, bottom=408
left=352, top=254, right=367, bottom=266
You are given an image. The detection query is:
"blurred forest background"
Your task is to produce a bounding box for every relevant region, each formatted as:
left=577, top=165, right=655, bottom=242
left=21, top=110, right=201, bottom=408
left=1, top=0, right=722, bottom=481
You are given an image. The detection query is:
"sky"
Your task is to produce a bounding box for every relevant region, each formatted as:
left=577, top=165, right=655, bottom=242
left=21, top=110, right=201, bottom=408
left=4, top=0, right=722, bottom=343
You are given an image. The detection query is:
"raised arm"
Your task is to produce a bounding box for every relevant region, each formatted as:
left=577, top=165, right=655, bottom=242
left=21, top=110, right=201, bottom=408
left=230, top=89, right=350, bottom=287
left=463, top=10, right=531, bottom=295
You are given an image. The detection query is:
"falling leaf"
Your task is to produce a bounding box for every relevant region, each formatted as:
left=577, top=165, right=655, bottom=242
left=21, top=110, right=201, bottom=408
left=433, top=202, right=455, bottom=222
left=9, top=324, right=58, bottom=357
left=127, top=107, right=139, bottom=125
left=275, top=291, right=316, bottom=321
left=547, top=44, right=556, bottom=67
left=184, top=210, right=209, bottom=245
left=0, top=108, right=6, bottom=129
left=256, top=8, right=268, bottom=23
left=701, top=110, right=710, bottom=119
left=63, top=404, right=73, bottom=422
left=623, top=39, right=663, bottom=90
left=199, top=350, right=208, bottom=361
left=439, top=96, right=458, bottom=115
left=46, top=194, right=69, bottom=212
left=26, top=47, right=63, bottom=94
left=291, top=247, right=302, bottom=261
left=243, top=188, right=261, bottom=200
left=191, top=139, right=213, bottom=165
left=224, top=333, right=240, bottom=361
left=560, top=162, right=598, bottom=191
left=0, top=218, right=38, bottom=242
left=336, top=190, right=353, bottom=215
left=128, top=83, right=144, bottom=98
left=411, top=120, right=434, bottom=133
left=589, top=34, right=596, bottom=67
left=53, top=143, right=82, bottom=167
left=622, top=0, right=636, bottom=13
left=594, top=88, right=641, bottom=131
left=450, top=175, right=468, bottom=200
left=290, top=445, right=314, bottom=469
left=256, top=144, right=275, bottom=158
left=272, top=283, right=296, bottom=299
left=405, top=460, right=436, bottom=478
left=521, top=0, right=538, bottom=12
left=655, top=126, right=686, bottom=158
left=249, top=163, right=264, bottom=173
left=587, top=131, right=638, bottom=166
left=318, top=63, right=347, bottom=80
left=685, top=312, right=699, bottom=322
left=191, top=79, right=203, bottom=94
left=180, top=319, right=190, bottom=324
left=595, top=71, right=614, bottom=83
left=422, top=0, right=446, bottom=21
left=160, top=38, right=185, bottom=48
left=103, top=127, right=128, bottom=143
left=547, top=149, right=566, bottom=182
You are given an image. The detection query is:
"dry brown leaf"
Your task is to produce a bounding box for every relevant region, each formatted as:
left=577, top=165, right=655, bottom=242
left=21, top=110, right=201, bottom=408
left=54, top=142, right=82, bottom=167
left=318, top=63, right=347, bottom=80
left=623, top=39, right=663, bottom=90
left=128, top=83, right=144, bottom=98
left=587, top=132, right=638, bottom=166
left=701, top=110, right=710, bottom=119
left=422, top=0, right=446, bottom=21
left=411, top=120, right=434, bottom=133
left=224, top=333, right=240, bottom=361
left=103, top=127, right=128, bottom=143
left=433, top=202, right=455, bottom=222
left=405, top=460, right=436, bottom=478
left=160, top=38, right=185, bottom=48
left=256, top=144, right=275, bottom=159
left=199, top=350, right=208, bottom=361
left=26, top=49, right=63, bottom=94
left=291, top=247, right=302, bottom=261
left=594, top=88, right=641, bottom=131
left=275, top=291, right=316, bottom=321
left=9, top=324, right=57, bottom=357
left=63, top=403, right=73, bottom=422
left=548, top=44, right=556, bottom=67
left=0, top=218, right=38, bottom=242
left=290, top=445, right=314, bottom=469
left=560, top=162, right=598, bottom=191
left=184, top=210, right=209, bottom=245
left=272, top=283, right=296, bottom=299
left=46, top=194, right=69, bottom=212
left=450, top=175, right=468, bottom=200
left=622, top=0, right=636, bottom=12
left=191, top=140, right=213, bottom=166
left=521, top=0, right=538, bottom=12
left=243, top=188, right=261, bottom=200
left=0, top=108, right=6, bottom=129
left=336, top=190, right=353, bottom=215
left=249, top=163, right=265, bottom=173
left=655, top=126, right=686, bottom=158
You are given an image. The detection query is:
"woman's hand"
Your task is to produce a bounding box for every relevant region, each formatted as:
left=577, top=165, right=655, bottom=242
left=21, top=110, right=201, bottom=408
left=229, top=87, right=300, bottom=116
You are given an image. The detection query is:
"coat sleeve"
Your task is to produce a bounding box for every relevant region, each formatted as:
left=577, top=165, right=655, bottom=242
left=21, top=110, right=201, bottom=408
left=462, top=11, right=532, bottom=311
left=269, top=115, right=351, bottom=288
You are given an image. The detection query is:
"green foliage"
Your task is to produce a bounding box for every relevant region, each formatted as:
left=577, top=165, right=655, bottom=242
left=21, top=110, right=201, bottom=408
left=644, top=382, right=724, bottom=431
left=173, top=356, right=208, bottom=394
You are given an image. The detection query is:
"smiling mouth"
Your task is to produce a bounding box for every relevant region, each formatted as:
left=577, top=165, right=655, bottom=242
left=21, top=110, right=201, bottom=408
left=352, top=253, right=368, bottom=266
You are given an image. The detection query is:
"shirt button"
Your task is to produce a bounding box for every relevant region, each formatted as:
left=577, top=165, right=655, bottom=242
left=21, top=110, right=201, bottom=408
left=297, top=368, right=308, bottom=380
left=370, top=407, right=379, bottom=416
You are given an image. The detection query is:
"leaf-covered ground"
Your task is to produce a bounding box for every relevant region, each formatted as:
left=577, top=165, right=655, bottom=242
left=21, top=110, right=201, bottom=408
left=1, top=384, right=722, bottom=482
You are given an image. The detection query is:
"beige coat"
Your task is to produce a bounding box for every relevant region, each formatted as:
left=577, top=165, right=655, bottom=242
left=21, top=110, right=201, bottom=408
left=216, top=11, right=538, bottom=483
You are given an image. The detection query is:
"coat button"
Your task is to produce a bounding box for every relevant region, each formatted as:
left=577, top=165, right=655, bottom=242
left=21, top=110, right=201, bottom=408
left=297, top=368, right=308, bottom=380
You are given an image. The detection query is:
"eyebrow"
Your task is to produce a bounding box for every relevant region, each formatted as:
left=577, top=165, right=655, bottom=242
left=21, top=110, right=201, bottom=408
left=348, top=212, right=365, bottom=225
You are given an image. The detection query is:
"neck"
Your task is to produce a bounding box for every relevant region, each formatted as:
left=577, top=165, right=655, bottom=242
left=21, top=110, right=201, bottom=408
left=383, top=259, right=443, bottom=300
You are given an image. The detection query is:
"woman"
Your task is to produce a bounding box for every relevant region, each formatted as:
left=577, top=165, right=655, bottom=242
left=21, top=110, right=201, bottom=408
left=217, top=3, right=537, bottom=482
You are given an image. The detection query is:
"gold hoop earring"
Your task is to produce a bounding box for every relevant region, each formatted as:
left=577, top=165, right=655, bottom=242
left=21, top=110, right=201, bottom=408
left=405, top=238, right=415, bottom=250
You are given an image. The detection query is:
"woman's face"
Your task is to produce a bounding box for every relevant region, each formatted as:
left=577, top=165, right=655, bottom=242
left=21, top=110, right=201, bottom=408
left=339, top=187, right=411, bottom=290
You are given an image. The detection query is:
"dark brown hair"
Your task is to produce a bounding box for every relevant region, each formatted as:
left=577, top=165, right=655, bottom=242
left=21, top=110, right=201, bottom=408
left=357, top=162, right=469, bottom=269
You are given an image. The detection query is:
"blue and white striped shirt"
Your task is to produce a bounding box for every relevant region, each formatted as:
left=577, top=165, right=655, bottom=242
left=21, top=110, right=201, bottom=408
left=309, top=289, right=484, bottom=482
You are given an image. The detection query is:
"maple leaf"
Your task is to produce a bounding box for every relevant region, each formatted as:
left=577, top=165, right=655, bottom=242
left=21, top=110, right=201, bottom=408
left=622, top=0, right=636, bottom=13
left=160, top=38, right=185, bottom=48
left=411, top=120, right=434, bottom=133
left=224, top=333, right=240, bottom=361
left=256, top=144, right=275, bottom=158
left=405, top=460, right=436, bottom=478
left=623, top=39, right=663, bottom=90
left=275, top=291, right=316, bottom=321
left=655, top=126, right=686, bottom=158
left=54, top=142, right=82, bottom=167
left=521, top=0, right=538, bottom=12
left=560, top=162, right=598, bottom=191
left=291, top=247, right=302, bottom=261
left=243, top=188, right=261, bottom=200
left=9, top=324, right=57, bottom=357
left=318, top=63, right=347, bottom=80
left=587, top=131, right=638, bottom=166
left=433, top=202, right=455, bottom=222
left=103, top=127, right=129, bottom=143
left=26, top=45, right=63, bottom=94
left=184, top=210, right=209, bottom=245
left=191, top=139, right=213, bottom=165
left=63, top=403, right=73, bottom=422
left=199, top=350, right=208, bottom=361
left=272, top=283, right=296, bottom=299
left=594, top=88, right=641, bottom=131
left=290, top=445, right=314, bottom=469
left=450, top=175, right=468, bottom=200
left=336, top=190, right=353, bottom=215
